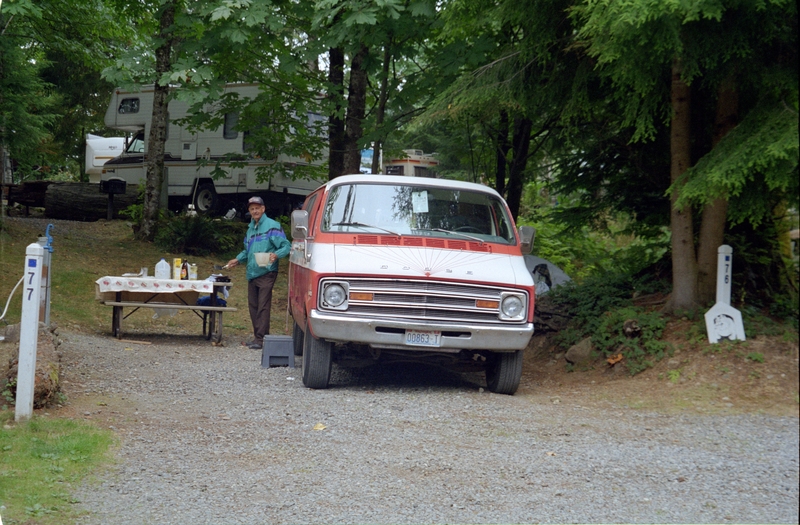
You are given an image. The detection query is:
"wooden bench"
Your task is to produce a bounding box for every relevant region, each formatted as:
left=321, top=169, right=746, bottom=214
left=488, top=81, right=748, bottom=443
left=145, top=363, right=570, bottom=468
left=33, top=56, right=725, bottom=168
left=103, top=301, right=237, bottom=343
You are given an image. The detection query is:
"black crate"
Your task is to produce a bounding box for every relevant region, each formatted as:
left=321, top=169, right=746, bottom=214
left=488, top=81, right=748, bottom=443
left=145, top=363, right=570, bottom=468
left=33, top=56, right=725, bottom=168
left=260, top=335, right=295, bottom=368
left=100, top=178, right=127, bottom=194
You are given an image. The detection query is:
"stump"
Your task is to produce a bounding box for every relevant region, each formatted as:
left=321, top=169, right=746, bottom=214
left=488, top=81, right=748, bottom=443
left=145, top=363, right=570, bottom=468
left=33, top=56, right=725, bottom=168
left=2, top=324, right=62, bottom=409
left=45, top=182, right=139, bottom=221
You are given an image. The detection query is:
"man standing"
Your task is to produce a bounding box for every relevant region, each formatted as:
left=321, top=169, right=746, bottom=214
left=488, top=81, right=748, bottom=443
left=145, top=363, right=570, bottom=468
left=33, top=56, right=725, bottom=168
left=227, top=196, right=291, bottom=349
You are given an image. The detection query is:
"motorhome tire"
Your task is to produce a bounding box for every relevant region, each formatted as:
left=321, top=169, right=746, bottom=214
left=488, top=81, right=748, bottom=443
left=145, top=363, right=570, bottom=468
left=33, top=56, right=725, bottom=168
left=194, top=183, right=218, bottom=213
left=485, top=350, right=523, bottom=395
left=292, top=321, right=304, bottom=356
left=302, top=331, right=332, bottom=389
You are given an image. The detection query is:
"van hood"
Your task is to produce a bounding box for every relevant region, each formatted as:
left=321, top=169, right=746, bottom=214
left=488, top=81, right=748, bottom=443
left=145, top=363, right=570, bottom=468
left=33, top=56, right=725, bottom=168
left=332, top=244, right=532, bottom=287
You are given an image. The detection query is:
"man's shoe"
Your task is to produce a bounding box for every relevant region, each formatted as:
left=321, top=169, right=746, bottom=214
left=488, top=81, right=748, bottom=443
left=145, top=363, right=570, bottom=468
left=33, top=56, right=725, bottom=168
left=247, top=341, right=263, bottom=350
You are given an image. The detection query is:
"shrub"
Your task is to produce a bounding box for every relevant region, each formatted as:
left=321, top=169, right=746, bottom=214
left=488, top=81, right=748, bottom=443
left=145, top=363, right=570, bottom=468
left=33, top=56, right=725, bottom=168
left=591, top=306, right=669, bottom=375
left=154, top=215, right=247, bottom=256
left=548, top=272, right=661, bottom=333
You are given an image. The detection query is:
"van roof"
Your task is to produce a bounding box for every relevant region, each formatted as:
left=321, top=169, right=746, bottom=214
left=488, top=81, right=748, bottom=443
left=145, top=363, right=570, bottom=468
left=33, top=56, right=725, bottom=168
left=324, top=174, right=501, bottom=197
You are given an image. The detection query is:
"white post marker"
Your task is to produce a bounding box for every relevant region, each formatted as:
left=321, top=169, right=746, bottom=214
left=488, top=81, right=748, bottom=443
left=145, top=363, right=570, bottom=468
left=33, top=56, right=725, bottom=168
left=15, top=243, right=44, bottom=422
left=704, top=244, right=746, bottom=344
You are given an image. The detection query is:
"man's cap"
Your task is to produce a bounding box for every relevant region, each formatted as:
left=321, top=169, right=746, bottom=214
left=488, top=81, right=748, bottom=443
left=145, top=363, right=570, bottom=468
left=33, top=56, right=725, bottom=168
left=248, top=196, right=265, bottom=206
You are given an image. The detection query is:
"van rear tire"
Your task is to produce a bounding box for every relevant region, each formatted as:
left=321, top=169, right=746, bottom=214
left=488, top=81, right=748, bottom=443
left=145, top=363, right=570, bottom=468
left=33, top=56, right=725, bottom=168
left=302, top=330, right=332, bottom=389
left=485, top=350, right=523, bottom=395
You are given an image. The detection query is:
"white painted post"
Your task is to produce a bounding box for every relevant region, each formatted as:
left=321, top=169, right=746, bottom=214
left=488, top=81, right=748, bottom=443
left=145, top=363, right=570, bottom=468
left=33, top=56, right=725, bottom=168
left=715, top=244, right=733, bottom=306
left=704, top=244, right=746, bottom=344
left=15, top=243, right=44, bottom=422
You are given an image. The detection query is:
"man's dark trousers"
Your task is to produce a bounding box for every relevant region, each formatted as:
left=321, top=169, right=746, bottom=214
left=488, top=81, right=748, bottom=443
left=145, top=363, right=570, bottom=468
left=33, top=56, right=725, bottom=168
left=248, top=271, right=278, bottom=344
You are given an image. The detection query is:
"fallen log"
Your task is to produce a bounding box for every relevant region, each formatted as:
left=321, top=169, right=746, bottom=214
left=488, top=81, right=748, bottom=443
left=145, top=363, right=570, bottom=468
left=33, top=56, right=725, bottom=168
left=45, top=182, right=139, bottom=221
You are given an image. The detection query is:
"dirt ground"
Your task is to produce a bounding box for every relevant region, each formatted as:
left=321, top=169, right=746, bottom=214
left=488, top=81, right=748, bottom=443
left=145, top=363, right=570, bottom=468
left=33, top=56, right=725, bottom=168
left=518, top=320, right=799, bottom=416
left=3, top=320, right=797, bottom=420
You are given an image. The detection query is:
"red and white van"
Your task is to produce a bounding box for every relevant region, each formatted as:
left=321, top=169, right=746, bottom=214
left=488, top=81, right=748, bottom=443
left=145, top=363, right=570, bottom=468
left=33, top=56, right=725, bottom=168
left=288, top=174, right=536, bottom=394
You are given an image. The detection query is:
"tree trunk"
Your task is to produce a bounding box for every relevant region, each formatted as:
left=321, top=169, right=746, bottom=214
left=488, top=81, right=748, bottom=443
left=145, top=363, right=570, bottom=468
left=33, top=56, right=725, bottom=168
left=138, top=0, right=176, bottom=241
left=666, top=59, right=697, bottom=312
left=343, top=44, right=369, bottom=176
left=696, top=78, right=738, bottom=304
left=371, top=40, right=392, bottom=174
left=505, top=116, right=532, bottom=221
left=328, top=47, right=346, bottom=180
left=495, top=110, right=510, bottom=197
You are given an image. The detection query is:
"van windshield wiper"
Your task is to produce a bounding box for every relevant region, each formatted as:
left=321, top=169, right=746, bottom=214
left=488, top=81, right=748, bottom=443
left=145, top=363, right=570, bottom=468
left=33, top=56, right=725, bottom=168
left=426, top=228, right=484, bottom=244
left=332, top=221, right=401, bottom=237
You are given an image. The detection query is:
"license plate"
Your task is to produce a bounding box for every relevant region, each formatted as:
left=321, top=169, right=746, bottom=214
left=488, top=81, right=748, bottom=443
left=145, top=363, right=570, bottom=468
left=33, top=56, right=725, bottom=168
left=405, top=329, right=442, bottom=347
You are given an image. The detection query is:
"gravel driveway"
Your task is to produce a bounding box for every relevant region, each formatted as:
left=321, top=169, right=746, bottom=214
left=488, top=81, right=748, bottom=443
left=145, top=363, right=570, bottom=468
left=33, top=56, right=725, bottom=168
left=59, top=331, right=798, bottom=524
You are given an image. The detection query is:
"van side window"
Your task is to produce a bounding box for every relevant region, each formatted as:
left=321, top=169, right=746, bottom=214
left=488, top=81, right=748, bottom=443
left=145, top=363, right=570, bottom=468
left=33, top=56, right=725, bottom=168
left=118, top=98, right=139, bottom=114
left=304, top=193, right=319, bottom=236
left=223, top=112, right=239, bottom=139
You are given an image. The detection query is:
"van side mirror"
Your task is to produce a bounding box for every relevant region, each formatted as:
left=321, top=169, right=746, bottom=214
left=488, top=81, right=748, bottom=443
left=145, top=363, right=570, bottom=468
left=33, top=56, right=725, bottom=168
left=291, top=210, right=309, bottom=240
left=518, top=225, right=535, bottom=254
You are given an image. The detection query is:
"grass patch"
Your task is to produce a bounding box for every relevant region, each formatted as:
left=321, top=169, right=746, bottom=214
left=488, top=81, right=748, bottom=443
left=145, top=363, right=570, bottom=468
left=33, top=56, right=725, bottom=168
left=0, top=412, right=114, bottom=524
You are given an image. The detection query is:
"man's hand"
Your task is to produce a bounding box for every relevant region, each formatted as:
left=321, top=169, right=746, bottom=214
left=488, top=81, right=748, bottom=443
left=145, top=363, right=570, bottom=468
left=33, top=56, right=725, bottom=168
left=268, top=252, right=277, bottom=264
left=226, top=259, right=239, bottom=269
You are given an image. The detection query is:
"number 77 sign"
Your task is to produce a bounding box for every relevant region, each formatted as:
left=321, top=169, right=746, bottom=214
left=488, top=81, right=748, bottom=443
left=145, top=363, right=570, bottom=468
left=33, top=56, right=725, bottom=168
left=15, top=243, right=44, bottom=422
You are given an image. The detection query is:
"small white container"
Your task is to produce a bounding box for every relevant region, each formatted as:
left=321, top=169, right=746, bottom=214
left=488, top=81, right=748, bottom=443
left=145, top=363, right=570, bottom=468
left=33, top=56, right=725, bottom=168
left=255, top=252, right=272, bottom=267
left=155, top=258, right=171, bottom=279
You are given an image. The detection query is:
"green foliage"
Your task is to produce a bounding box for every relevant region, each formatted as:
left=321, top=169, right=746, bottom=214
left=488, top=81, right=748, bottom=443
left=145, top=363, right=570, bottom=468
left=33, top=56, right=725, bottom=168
left=746, top=352, right=765, bottom=363
left=1, top=0, right=139, bottom=181
left=550, top=272, right=663, bottom=332
left=727, top=219, right=799, bottom=327
left=667, top=369, right=681, bottom=384
left=2, top=378, right=16, bottom=404
left=677, top=97, right=799, bottom=225
left=154, top=216, right=246, bottom=257
left=592, top=307, right=669, bottom=375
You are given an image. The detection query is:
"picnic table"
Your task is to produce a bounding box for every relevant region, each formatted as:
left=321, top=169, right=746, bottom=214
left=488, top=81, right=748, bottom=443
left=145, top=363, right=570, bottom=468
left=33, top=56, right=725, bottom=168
left=95, top=276, right=236, bottom=343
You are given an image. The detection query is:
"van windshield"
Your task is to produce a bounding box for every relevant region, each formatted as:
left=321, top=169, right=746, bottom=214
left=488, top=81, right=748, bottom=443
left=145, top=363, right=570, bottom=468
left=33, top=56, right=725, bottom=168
left=321, top=182, right=516, bottom=245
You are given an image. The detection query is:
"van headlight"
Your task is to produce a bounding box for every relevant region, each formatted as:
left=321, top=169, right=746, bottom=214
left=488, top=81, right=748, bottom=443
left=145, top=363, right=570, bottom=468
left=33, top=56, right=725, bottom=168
left=321, top=281, right=349, bottom=310
left=499, top=293, right=525, bottom=321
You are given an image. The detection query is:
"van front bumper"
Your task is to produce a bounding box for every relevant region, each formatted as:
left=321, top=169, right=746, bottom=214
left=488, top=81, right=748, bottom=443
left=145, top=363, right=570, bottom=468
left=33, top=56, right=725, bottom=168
left=308, top=309, right=534, bottom=352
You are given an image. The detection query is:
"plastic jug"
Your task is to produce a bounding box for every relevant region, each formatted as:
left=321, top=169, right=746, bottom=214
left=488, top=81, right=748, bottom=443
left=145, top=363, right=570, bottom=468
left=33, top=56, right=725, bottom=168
left=155, top=258, right=171, bottom=279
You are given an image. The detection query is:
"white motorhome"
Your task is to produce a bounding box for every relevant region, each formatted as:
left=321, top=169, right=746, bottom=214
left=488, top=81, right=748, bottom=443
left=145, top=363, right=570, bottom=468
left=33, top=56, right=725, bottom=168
left=100, top=84, right=326, bottom=214
left=85, top=134, right=126, bottom=183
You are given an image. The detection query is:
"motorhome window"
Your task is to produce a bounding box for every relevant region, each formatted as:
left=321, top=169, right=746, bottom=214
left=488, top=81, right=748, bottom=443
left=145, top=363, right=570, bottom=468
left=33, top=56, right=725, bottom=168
left=306, top=112, right=327, bottom=137
left=321, top=183, right=516, bottom=244
left=223, top=112, right=239, bottom=139
left=126, top=133, right=145, bottom=153
left=118, top=98, right=139, bottom=114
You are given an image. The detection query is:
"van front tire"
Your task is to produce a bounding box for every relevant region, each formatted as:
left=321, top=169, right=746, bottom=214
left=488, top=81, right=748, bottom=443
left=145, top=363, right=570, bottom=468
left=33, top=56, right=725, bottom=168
left=485, top=350, right=523, bottom=395
left=302, top=330, right=332, bottom=389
